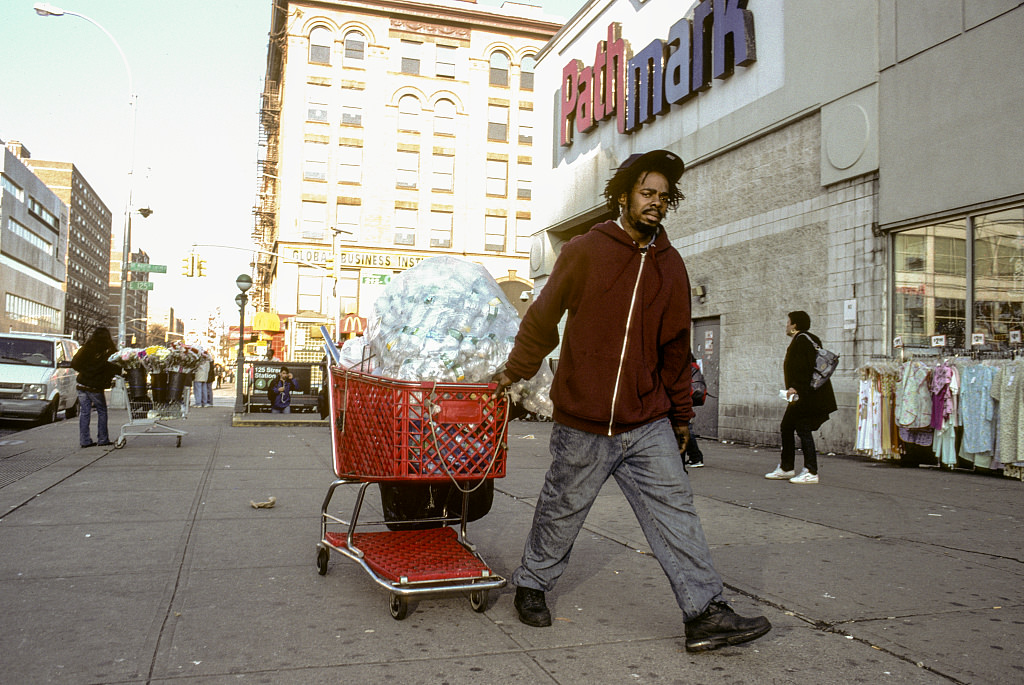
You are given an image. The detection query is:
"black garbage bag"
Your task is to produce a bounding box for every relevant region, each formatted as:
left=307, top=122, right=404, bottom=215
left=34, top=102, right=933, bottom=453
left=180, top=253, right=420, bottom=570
left=379, top=480, right=494, bottom=531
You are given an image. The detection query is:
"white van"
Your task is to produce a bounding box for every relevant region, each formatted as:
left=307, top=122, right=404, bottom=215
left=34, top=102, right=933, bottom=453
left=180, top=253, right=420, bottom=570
left=0, top=332, right=80, bottom=424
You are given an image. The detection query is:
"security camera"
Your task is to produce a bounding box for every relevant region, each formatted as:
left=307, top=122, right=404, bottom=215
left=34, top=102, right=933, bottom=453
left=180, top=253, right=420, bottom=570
left=520, top=290, right=533, bottom=302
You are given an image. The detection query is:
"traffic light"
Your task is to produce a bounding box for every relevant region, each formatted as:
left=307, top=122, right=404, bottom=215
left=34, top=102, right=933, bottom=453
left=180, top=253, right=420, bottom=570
left=197, top=259, right=208, bottom=277
left=181, top=254, right=195, bottom=277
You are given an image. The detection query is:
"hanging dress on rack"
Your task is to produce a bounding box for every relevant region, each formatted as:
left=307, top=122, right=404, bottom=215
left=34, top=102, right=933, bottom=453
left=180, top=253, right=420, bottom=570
left=896, top=360, right=934, bottom=446
left=991, top=360, right=1024, bottom=468
left=958, top=361, right=996, bottom=467
left=930, top=362, right=957, bottom=466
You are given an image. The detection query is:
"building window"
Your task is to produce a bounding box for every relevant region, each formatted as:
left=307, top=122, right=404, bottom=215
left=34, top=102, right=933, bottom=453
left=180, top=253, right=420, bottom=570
left=432, top=154, right=454, bottom=192
left=298, top=267, right=325, bottom=313
left=1, top=174, right=24, bottom=201
left=394, top=208, right=417, bottom=245
left=303, top=141, right=328, bottom=181
left=489, top=51, right=509, bottom=86
left=344, top=31, right=366, bottom=63
left=486, top=159, right=507, bottom=197
left=434, top=99, right=456, bottom=136
left=337, top=145, right=362, bottom=183
left=396, top=150, right=419, bottom=189
left=340, top=86, right=363, bottom=126
left=520, top=54, right=536, bottom=91
left=307, top=86, right=329, bottom=122
left=487, top=104, right=508, bottom=142
left=335, top=203, right=360, bottom=241
left=436, top=44, right=456, bottom=78
left=337, top=269, right=359, bottom=315
left=515, top=215, right=532, bottom=253
left=398, top=94, right=420, bottom=131
left=517, top=178, right=532, bottom=200
left=430, top=211, right=453, bottom=248
left=892, top=206, right=1024, bottom=352
left=27, top=197, right=58, bottom=230
left=401, top=40, right=421, bottom=75
left=518, top=107, right=534, bottom=145
left=6, top=217, right=54, bottom=255
left=5, top=293, right=60, bottom=329
left=484, top=215, right=506, bottom=252
left=309, top=26, right=332, bottom=64
left=301, top=201, right=326, bottom=240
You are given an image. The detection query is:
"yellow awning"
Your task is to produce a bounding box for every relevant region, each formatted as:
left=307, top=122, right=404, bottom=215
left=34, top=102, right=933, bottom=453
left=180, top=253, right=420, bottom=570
left=252, top=311, right=281, bottom=332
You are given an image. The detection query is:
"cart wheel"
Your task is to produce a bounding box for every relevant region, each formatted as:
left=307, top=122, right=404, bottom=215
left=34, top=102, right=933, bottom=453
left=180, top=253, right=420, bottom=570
left=115, top=437, right=126, bottom=449
left=176, top=436, right=182, bottom=448
left=469, top=590, right=489, bottom=613
left=316, top=546, right=330, bottom=575
left=389, top=594, right=409, bottom=620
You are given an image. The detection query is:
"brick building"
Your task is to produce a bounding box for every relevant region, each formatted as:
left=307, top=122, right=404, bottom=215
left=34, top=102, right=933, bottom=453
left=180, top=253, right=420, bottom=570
left=530, top=0, right=1023, bottom=453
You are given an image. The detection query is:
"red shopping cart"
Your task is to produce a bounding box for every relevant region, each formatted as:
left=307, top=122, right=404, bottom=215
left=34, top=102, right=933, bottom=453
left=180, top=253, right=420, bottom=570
left=316, top=363, right=509, bottom=619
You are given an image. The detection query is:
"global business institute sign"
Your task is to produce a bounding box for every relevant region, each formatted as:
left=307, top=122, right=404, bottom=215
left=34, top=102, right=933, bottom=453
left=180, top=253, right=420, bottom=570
left=561, top=0, right=756, bottom=146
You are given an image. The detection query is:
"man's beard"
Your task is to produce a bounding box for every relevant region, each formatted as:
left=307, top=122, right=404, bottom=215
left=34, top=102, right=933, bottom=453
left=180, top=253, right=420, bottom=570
left=626, top=199, right=660, bottom=239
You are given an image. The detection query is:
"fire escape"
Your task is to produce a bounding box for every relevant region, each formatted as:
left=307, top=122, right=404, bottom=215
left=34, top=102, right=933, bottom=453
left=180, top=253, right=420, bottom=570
left=251, top=80, right=280, bottom=313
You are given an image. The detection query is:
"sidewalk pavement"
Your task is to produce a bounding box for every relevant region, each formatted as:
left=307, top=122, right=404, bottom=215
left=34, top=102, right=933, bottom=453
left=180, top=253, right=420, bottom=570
left=1, top=392, right=1022, bottom=684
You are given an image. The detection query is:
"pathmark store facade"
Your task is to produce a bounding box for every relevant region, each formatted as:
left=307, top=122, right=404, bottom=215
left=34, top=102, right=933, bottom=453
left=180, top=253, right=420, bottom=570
left=528, top=0, right=1024, bottom=454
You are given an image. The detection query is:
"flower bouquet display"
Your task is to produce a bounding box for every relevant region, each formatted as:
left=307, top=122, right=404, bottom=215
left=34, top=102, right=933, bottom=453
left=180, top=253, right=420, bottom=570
left=107, top=347, right=149, bottom=401
left=140, top=346, right=172, bottom=403
left=165, top=341, right=204, bottom=402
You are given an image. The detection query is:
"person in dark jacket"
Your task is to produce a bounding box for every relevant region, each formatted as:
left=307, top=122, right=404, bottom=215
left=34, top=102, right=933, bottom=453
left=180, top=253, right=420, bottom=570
left=765, top=310, right=838, bottom=484
left=268, top=366, right=297, bottom=414
left=70, top=327, right=119, bottom=448
left=494, top=150, right=770, bottom=652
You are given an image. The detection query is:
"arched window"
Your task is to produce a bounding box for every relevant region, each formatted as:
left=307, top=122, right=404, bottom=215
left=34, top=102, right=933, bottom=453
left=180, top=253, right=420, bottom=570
left=344, top=30, right=366, bottom=64
left=309, top=27, right=332, bottom=64
left=398, top=94, right=421, bottom=131
left=520, top=54, right=536, bottom=91
left=489, top=51, right=510, bottom=87
left=434, top=99, right=456, bottom=136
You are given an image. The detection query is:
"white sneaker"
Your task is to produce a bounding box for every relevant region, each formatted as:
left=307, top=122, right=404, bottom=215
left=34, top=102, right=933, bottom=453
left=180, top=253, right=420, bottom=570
left=789, top=469, right=818, bottom=484
left=764, top=466, right=796, bottom=480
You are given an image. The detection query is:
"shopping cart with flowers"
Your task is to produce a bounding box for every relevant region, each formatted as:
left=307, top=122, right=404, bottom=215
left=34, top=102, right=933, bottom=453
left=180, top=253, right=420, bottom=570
left=107, top=342, right=207, bottom=448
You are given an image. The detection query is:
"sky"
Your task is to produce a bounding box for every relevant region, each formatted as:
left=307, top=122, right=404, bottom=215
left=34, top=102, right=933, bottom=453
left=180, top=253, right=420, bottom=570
left=0, top=0, right=583, bottom=330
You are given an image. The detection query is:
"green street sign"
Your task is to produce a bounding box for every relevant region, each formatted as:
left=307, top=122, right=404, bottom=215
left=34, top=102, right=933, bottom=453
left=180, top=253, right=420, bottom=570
left=129, top=262, right=167, bottom=273
left=128, top=281, right=155, bottom=290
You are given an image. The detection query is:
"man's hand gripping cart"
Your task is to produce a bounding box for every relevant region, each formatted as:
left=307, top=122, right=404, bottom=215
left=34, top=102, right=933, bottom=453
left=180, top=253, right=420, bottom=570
left=316, top=353, right=509, bottom=620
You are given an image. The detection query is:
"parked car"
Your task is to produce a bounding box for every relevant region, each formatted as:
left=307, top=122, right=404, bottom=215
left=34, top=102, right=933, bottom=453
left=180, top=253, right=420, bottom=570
left=0, top=332, right=79, bottom=424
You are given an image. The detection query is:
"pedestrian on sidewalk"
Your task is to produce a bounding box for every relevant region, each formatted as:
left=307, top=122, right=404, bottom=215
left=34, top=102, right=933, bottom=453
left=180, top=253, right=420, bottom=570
left=765, top=310, right=837, bottom=484
left=192, top=354, right=213, bottom=407
left=684, top=354, right=706, bottom=468
left=268, top=366, right=297, bottom=414
left=70, top=327, right=119, bottom=448
left=494, top=149, right=770, bottom=652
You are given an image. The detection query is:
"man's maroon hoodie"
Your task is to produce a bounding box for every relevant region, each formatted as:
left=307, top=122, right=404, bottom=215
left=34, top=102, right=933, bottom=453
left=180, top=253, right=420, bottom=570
left=505, top=220, right=693, bottom=436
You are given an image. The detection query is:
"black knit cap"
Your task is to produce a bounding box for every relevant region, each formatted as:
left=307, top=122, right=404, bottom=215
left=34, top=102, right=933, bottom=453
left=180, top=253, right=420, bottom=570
left=617, top=149, right=685, bottom=185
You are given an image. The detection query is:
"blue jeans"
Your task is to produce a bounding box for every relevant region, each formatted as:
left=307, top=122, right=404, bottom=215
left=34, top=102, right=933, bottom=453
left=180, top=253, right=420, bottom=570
left=271, top=406, right=290, bottom=414
left=513, top=419, right=724, bottom=621
left=192, top=381, right=212, bottom=406
left=78, top=389, right=109, bottom=446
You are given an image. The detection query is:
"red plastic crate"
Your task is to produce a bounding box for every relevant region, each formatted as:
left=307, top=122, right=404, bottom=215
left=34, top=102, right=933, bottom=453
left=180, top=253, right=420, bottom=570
left=329, top=367, right=508, bottom=482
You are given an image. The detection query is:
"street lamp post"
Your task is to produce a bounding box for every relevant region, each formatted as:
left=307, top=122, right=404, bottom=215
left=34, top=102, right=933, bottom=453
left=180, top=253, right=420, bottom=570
left=34, top=3, right=139, bottom=348
left=234, top=274, right=253, bottom=414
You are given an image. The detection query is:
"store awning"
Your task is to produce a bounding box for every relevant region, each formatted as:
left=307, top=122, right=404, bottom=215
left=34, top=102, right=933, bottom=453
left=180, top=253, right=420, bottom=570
left=252, top=311, right=281, bottom=332
left=340, top=314, right=367, bottom=334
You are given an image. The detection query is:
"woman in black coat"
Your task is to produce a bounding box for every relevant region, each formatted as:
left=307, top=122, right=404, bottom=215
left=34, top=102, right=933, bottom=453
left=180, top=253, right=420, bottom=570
left=70, top=327, right=119, bottom=447
left=765, top=310, right=837, bottom=483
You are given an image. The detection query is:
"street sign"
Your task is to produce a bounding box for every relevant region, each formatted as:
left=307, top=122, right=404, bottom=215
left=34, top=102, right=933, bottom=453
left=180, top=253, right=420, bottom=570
left=129, top=263, right=167, bottom=273
left=128, top=281, right=155, bottom=290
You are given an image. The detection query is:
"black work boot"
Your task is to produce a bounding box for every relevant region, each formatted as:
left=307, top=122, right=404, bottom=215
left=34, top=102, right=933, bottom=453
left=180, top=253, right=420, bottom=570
left=684, top=601, right=771, bottom=652
left=513, top=586, right=551, bottom=627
